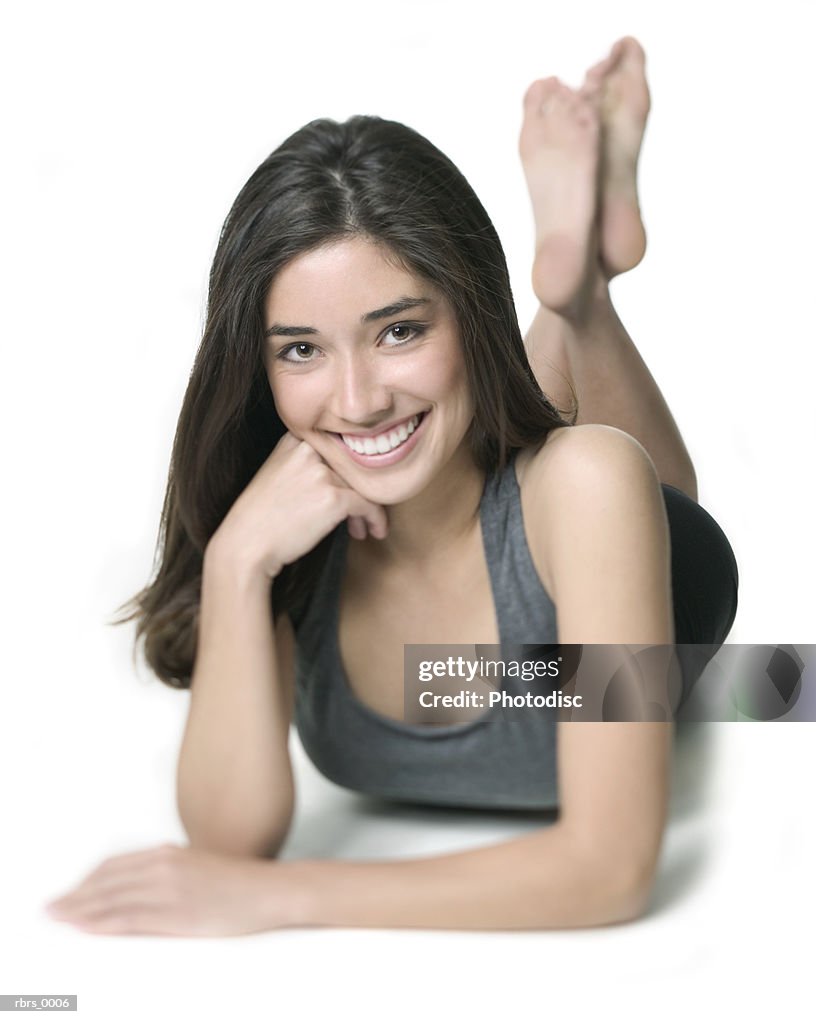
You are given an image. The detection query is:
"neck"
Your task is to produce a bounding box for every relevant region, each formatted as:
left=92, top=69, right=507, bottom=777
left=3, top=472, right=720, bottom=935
left=365, top=443, right=488, bottom=569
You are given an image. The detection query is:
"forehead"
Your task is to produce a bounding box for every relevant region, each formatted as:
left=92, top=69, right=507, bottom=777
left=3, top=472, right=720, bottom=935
left=264, top=237, right=443, bottom=320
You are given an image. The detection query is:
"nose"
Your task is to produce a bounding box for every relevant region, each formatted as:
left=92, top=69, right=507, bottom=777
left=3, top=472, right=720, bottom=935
left=330, top=351, right=393, bottom=427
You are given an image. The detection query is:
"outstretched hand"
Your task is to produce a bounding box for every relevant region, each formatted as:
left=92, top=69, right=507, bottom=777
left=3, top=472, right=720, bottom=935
left=43, top=843, right=297, bottom=937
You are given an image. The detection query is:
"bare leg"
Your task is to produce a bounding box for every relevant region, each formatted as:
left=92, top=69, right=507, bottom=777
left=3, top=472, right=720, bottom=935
left=518, top=44, right=698, bottom=501
left=553, top=284, right=697, bottom=501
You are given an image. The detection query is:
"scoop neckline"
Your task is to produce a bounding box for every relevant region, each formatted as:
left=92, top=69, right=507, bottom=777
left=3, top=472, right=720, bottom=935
left=328, top=459, right=519, bottom=739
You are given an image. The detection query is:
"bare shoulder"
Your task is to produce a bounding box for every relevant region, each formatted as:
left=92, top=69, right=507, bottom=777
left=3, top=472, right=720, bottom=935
left=519, top=423, right=657, bottom=490
left=517, top=424, right=662, bottom=556
left=517, top=424, right=672, bottom=643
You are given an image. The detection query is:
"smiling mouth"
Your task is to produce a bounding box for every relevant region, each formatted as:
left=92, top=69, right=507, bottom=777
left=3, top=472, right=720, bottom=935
left=338, top=413, right=426, bottom=456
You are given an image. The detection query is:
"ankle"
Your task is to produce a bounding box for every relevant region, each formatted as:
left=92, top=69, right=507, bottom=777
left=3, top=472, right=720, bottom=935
left=555, top=266, right=611, bottom=329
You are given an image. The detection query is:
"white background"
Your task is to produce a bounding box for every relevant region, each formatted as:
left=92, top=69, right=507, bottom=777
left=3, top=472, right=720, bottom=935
left=2, top=0, right=814, bottom=1020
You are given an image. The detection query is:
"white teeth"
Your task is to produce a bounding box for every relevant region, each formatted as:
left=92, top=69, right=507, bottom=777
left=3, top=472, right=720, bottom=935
left=341, top=414, right=421, bottom=456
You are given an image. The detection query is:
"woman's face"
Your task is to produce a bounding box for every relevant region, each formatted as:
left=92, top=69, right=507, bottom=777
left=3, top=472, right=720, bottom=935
left=263, top=236, right=474, bottom=506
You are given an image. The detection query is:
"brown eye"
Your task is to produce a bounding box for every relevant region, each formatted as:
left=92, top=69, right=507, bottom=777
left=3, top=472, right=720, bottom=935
left=384, top=323, right=425, bottom=346
left=278, top=343, right=317, bottom=363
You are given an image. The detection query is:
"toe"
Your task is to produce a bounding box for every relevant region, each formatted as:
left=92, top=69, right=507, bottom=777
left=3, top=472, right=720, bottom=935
left=581, top=68, right=606, bottom=103
left=523, top=81, right=542, bottom=109
left=588, top=51, right=616, bottom=79
left=606, top=37, right=627, bottom=70
left=523, top=76, right=559, bottom=109
left=554, top=80, right=577, bottom=106
left=619, top=36, right=647, bottom=68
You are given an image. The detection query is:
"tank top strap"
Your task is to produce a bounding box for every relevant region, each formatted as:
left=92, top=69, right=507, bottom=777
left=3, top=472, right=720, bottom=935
left=479, top=450, right=558, bottom=644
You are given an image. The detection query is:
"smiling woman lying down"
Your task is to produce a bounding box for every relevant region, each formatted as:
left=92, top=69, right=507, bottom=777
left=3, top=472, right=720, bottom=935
left=46, top=36, right=737, bottom=936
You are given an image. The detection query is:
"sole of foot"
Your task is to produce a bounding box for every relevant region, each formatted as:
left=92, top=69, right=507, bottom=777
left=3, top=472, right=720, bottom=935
left=519, top=76, right=601, bottom=314
left=582, top=36, right=651, bottom=277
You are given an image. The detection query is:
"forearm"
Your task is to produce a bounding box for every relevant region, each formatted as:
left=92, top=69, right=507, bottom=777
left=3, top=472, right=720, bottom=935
left=177, top=543, right=294, bottom=857
left=276, top=823, right=650, bottom=931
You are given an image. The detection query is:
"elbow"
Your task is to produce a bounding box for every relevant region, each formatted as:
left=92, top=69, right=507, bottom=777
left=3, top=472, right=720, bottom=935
left=603, top=857, right=658, bottom=925
left=182, top=825, right=291, bottom=861
left=572, top=822, right=664, bottom=927
left=179, top=808, right=294, bottom=861
left=563, top=833, right=659, bottom=927
left=524, top=829, right=660, bottom=928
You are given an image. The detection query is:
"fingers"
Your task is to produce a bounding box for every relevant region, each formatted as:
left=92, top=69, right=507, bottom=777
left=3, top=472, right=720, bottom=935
left=314, top=457, right=389, bottom=540
left=46, top=844, right=179, bottom=909
left=359, top=510, right=389, bottom=540
left=346, top=503, right=388, bottom=541
left=347, top=516, right=368, bottom=541
left=345, top=495, right=388, bottom=540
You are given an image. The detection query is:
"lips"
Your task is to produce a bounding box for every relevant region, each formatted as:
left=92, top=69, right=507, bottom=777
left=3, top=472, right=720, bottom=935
left=340, top=413, right=421, bottom=455
left=330, top=410, right=429, bottom=467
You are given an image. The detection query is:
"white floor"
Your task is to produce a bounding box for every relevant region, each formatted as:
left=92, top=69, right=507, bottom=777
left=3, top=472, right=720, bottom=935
left=4, top=719, right=813, bottom=1023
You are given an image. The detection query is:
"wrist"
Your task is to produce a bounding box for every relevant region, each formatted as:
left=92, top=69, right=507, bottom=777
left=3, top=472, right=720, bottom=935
left=204, top=532, right=278, bottom=590
left=261, top=859, right=323, bottom=929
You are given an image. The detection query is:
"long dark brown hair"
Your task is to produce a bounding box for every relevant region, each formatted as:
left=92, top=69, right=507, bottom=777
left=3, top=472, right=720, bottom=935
left=109, top=115, right=576, bottom=689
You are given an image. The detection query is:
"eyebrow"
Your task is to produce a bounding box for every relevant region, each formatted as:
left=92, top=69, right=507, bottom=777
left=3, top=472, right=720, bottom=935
left=264, top=296, right=433, bottom=338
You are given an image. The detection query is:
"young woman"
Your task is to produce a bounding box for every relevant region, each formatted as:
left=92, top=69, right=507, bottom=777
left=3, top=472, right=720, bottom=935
left=45, top=37, right=738, bottom=935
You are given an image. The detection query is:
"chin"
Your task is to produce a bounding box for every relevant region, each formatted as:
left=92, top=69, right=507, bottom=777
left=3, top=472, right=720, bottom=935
left=344, top=471, right=429, bottom=509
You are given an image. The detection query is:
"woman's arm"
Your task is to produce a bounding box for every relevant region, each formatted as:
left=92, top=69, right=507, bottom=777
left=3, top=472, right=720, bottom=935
left=176, top=538, right=296, bottom=859
left=46, top=426, right=674, bottom=935
left=177, top=432, right=388, bottom=860
left=273, top=774, right=657, bottom=929
left=265, top=425, right=675, bottom=930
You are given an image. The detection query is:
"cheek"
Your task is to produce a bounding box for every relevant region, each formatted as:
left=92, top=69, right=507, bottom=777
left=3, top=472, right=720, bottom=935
left=266, top=370, right=317, bottom=427
left=436, top=353, right=472, bottom=410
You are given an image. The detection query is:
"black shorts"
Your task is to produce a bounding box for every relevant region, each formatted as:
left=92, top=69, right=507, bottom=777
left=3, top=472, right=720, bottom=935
left=662, top=483, right=739, bottom=703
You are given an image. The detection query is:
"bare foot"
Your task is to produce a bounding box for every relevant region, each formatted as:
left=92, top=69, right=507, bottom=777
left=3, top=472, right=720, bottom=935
left=519, top=77, right=601, bottom=314
left=583, top=36, right=651, bottom=276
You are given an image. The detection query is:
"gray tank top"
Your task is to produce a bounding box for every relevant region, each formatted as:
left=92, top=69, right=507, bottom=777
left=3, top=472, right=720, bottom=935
left=291, top=451, right=561, bottom=811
